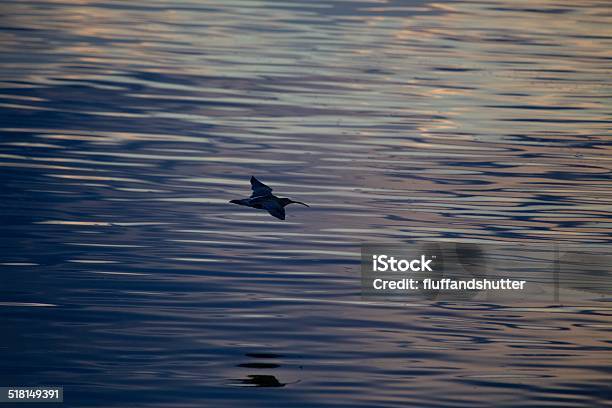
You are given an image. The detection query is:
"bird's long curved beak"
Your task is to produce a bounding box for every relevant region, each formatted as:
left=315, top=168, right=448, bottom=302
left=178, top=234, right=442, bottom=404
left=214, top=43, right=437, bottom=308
left=292, top=200, right=310, bottom=207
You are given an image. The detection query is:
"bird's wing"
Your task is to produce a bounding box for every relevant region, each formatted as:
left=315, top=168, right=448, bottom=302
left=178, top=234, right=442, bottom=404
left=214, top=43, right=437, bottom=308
left=250, top=176, right=273, bottom=197
left=262, top=200, right=285, bottom=220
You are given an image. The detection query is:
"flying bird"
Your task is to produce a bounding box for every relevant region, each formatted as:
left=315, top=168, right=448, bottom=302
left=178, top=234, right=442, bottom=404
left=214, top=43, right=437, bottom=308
left=230, top=176, right=309, bottom=220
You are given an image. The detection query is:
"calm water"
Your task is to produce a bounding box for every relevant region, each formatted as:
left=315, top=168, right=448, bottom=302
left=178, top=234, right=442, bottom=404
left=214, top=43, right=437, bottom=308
left=1, top=0, right=611, bottom=406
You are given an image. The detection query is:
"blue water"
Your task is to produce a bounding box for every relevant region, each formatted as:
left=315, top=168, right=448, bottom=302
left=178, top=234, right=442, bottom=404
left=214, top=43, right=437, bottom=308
left=1, top=0, right=611, bottom=406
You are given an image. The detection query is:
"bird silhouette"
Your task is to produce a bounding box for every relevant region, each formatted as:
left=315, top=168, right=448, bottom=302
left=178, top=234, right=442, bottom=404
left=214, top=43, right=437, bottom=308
left=230, top=176, right=309, bottom=220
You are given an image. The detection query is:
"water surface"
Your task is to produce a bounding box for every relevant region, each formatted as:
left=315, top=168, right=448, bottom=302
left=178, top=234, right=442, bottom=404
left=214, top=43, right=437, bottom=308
left=1, top=0, right=611, bottom=406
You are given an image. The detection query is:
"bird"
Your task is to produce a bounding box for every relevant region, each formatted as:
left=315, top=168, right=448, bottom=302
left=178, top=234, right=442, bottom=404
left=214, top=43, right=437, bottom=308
left=230, top=176, right=309, bottom=220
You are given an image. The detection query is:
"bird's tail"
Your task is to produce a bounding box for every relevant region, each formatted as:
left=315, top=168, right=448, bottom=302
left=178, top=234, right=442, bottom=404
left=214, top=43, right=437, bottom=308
left=230, top=199, right=249, bottom=206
